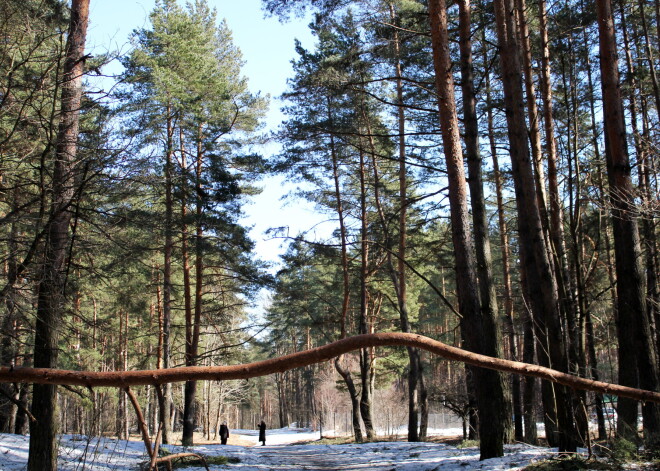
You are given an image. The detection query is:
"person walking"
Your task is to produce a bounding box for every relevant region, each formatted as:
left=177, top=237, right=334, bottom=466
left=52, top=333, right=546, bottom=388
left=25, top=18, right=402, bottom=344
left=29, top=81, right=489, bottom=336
left=258, top=420, right=266, bottom=446
left=219, top=421, right=229, bottom=445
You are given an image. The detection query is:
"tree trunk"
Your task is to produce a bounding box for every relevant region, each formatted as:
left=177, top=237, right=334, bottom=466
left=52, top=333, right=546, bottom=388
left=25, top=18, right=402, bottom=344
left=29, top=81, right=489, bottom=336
left=358, top=147, right=375, bottom=440
left=493, top=0, right=577, bottom=452
left=327, top=100, right=363, bottom=442
left=28, top=1, right=89, bottom=469
left=619, top=0, right=660, bottom=390
left=193, top=126, right=205, bottom=362
left=544, top=0, right=589, bottom=443
left=458, top=0, right=513, bottom=446
left=515, top=0, right=551, bottom=245
left=484, top=52, right=526, bottom=443
left=14, top=384, right=29, bottom=435
left=5, top=333, right=660, bottom=405
left=596, top=0, right=660, bottom=445
left=115, top=310, right=129, bottom=440
left=161, top=101, right=175, bottom=445
left=537, top=0, right=581, bottom=384
left=180, top=130, right=197, bottom=447
left=0, top=198, right=20, bottom=433
left=635, top=0, right=660, bottom=114
left=584, top=19, right=610, bottom=441
left=428, top=0, right=511, bottom=458
left=389, top=4, right=427, bottom=441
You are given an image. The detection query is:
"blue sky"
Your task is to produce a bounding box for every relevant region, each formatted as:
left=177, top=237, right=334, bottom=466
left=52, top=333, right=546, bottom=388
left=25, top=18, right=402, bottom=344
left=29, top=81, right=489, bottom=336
left=87, top=0, right=330, bottom=269
left=88, top=0, right=315, bottom=127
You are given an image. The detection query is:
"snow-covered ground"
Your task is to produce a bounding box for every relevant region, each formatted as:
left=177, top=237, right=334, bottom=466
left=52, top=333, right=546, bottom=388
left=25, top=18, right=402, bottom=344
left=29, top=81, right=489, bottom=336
left=0, top=427, right=616, bottom=470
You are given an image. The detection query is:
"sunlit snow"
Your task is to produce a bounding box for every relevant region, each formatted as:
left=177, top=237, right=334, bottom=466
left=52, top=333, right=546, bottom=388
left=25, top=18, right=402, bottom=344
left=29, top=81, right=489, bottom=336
left=0, top=427, right=578, bottom=470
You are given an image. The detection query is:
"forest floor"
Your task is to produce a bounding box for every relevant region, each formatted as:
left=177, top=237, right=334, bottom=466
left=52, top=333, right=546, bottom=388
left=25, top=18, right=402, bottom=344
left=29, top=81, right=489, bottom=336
left=0, top=427, right=655, bottom=470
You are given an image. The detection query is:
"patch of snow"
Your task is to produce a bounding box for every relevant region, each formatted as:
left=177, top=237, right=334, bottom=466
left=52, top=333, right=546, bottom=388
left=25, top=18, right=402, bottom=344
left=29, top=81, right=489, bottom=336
left=0, top=428, right=641, bottom=470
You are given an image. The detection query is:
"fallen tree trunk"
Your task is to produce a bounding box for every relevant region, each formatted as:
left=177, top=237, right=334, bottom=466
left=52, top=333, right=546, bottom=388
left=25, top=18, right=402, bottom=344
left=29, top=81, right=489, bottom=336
left=142, top=453, right=209, bottom=471
left=1, top=333, right=658, bottom=404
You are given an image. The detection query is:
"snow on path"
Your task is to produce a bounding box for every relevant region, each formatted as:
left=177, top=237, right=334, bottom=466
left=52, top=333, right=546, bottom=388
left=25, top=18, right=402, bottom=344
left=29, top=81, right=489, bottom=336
left=190, top=441, right=559, bottom=470
left=0, top=429, right=565, bottom=470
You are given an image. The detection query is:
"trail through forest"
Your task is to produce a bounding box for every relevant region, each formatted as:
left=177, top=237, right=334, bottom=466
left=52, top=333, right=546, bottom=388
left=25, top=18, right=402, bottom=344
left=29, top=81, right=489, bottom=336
left=0, top=428, right=558, bottom=470
left=0, top=427, right=654, bottom=470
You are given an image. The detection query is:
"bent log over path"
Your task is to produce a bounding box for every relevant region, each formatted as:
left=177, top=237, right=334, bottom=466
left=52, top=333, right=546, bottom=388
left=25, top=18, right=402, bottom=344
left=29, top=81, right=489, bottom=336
left=0, top=332, right=658, bottom=403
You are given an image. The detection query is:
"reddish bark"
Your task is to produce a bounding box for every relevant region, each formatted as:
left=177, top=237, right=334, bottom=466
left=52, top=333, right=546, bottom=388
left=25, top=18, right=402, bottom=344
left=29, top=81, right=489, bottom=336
left=429, top=0, right=511, bottom=458
left=596, top=0, right=660, bottom=442
left=2, top=333, right=659, bottom=405
left=124, top=387, right=154, bottom=459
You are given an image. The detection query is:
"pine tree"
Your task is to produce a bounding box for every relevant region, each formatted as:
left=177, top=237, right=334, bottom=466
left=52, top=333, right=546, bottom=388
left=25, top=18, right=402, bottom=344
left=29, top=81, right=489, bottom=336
left=28, top=0, right=90, bottom=469
left=119, top=0, right=266, bottom=445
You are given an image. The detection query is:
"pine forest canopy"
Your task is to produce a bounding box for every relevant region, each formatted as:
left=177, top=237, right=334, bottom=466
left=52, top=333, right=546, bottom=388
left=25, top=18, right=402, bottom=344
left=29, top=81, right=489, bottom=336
left=0, top=0, right=659, bottom=469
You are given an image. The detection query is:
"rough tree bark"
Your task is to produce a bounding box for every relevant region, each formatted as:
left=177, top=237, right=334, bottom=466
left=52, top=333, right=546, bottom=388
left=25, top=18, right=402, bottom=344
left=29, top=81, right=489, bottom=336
left=357, top=145, right=375, bottom=440
left=180, top=131, right=197, bottom=447
left=583, top=19, right=610, bottom=440
left=596, top=0, right=660, bottom=444
left=160, top=101, right=175, bottom=445
left=493, top=0, right=578, bottom=452
left=428, top=0, right=511, bottom=458
left=533, top=0, right=589, bottom=444
left=0, top=206, right=20, bottom=432
left=27, top=0, right=89, bottom=469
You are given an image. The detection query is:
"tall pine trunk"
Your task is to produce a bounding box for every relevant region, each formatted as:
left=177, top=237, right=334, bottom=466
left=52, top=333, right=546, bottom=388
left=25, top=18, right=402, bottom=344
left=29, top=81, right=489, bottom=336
left=327, top=99, right=364, bottom=442
left=457, top=0, right=513, bottom=445
left=358, top=146, right=375, bottom=440
left=389, top=4, right=427, bottom=441
left=596, top=0, right=660, bottom=445
left=483, top=44, right=528, bottom=443
left=181, top=132, right=196, bottom=446
left=161, top=103, right=174, bottom=445
left=28, top=1, right=89, bottom=469
left=493, top=0, right=577, bottom=452
left=534, top=0, right=589, bottom=443
left=428, top=0, right=511, bottom=458
left=0, top=202, right=19, bottom=432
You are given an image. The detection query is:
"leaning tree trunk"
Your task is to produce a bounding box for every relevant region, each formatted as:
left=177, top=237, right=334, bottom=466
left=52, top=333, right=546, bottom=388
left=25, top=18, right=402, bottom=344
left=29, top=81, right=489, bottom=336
left=27, top=1, right=89, bottom=470
left=596, top=0, right=660, bottom=445
left=428, top=0, right=511, bottom=459
left=5, top=333, right=660, bottom=404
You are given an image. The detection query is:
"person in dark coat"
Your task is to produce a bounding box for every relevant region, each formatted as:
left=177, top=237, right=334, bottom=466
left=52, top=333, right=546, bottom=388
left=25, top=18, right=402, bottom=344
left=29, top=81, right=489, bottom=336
left=219, top=421, right=229, bottom=445
left=258, top=420, right=266, bottom=446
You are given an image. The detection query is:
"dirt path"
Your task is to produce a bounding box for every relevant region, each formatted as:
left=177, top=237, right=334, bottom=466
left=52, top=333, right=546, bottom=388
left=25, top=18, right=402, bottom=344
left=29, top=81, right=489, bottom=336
left=216, top=442, right=447, bottom=470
